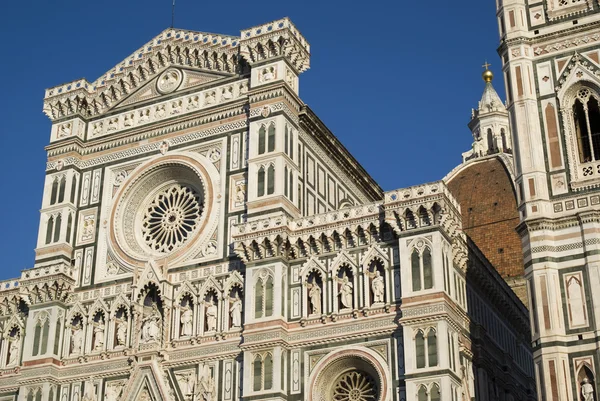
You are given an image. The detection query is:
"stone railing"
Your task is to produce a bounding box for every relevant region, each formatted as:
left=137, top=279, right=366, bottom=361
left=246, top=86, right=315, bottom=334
left=384, top=181, right=460, bottom=212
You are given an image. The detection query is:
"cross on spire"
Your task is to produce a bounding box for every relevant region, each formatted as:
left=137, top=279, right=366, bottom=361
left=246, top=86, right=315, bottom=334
left=482, top=61, right=492, bottom=70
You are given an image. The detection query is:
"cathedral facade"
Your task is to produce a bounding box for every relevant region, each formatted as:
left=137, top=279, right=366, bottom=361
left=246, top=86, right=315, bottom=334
left=0, top=18, right=535, bottom=401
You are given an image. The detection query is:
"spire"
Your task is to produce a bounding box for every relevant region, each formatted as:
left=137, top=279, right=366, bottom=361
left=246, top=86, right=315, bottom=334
left=462, top=63, right=512, bottom=163
left=477, top=62, right=505, bottom=115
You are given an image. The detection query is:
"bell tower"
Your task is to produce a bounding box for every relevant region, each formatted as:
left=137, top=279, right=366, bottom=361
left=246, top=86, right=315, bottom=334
left=499, top=0, right=600, bottom=399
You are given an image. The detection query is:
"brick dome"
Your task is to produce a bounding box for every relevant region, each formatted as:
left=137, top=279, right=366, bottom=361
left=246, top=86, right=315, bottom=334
left=445, top=156, right=526, bottom=303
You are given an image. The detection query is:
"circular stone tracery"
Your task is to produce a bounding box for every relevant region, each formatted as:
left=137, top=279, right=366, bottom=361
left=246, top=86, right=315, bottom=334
left=332, top=370, right=377, bottom=401
left=141, top=184, right=202, bottom=253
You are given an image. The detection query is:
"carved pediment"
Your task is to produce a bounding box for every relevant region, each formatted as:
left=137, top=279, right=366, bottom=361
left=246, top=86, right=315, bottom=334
left=111, top=68, right=229, bottom=111
left=121, top=363, right=170, bottom=401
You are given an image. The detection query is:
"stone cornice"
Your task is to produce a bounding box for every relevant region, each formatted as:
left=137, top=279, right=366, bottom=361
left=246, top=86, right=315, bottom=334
left=233, top=181, right=463, bottom=263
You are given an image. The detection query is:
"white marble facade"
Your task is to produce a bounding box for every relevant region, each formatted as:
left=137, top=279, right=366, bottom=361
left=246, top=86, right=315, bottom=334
left=0, top=17, right=534, bottom=401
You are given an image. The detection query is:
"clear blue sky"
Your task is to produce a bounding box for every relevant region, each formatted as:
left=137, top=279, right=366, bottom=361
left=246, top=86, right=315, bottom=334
left=0, top=0, right=503, bottom=279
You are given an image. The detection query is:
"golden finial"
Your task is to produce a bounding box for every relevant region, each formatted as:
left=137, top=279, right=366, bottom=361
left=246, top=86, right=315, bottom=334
left=482, top=61, right=494, bottom=83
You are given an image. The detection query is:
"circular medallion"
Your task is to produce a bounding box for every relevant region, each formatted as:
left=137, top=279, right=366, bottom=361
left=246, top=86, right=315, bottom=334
left=156, top=69, right=182, bottom=94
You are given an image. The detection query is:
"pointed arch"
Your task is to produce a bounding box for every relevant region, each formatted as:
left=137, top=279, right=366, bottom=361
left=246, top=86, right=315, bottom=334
left=53, top=214, right=62, bottom=243
left=267, top=123, right=276, bottom=152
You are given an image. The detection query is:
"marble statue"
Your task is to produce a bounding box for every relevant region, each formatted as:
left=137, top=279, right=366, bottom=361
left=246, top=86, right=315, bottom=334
left=71, top=322, right=84, bottom=355
left=92, top=317, right=105, bottom=351
left=180, top=304, right=193, bottom=337
left=336, top=274, right=353, bottom=309
left=115, top=317, right=127, bottom=347
left=370, top=270, right=385, bottom=304
left=582, top=378, right=594, bottom=401
left=229, top=293, right=242, bottom=328
left=204, top=299, right=217, bottom=332
left=7, top=332, right=20, bottom=366
left=306, top=280, right=322, bottom=315
left=141, top=304, right=161, bottom=343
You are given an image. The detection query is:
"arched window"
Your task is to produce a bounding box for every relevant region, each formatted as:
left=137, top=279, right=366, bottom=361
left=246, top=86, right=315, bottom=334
left=267, top=124, right=275, bottom=152
left=257, top=167, right=265, bottom=197
left=430, top=384, right=441, bottom=401
left=253, top=355, right=263, bottom=391
left=417, top=385, right=428, bottom=401
left=253, top=353, right=273, bottom=392
left=427, top=330, right=438, bottom=366
left=255, top=280, right=264, bottom=319
left=284, top=166, right=289, bottom=197
left=58, top=177, right=66, bottom=203
left=423, top=248, right=433, bottom=289
left=50, top=179, right=59, bottom=205
left=573, top=88, right=600, bottom=163
left=66, top=213, right=73, bottom=244
left=53, top=214, right=62, bottom=243
left=35, top=391, right=41, bottom=401
left=45, top=216, right=54, bottom=245
left=415, top=331, right=425, bottom=368
left=70, top=176, right=77, bottom=204
left=264, top=353, right=273, bottom=390
left=265, top=277, right=274, bottom=317
left=290, top=132, right=294, bottom=160
left=412, top=250, right=421, bottom=291
left=267, top=165, right=275, bottom=195
left=284, top=125, right=289, bottom=155
left=289, top=171, right=294, bottom=202
left=255, top=275, right=274, bottom=319
left=258, top=126, right=266, bottom=155
left=32, top=321, right=42, bottom=357
left=487, top=128, right=494, bottom=153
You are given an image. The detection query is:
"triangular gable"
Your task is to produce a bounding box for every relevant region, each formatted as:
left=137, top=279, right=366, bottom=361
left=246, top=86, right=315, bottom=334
left=121, top=362, right=170, bottom=401
left=299, top=257, right=327, bottom=280
left=174, top=281, right=197, bottom=303
left=110, top=293, right=131, bottom=313
left=66, top=302, right=87, bottom=322
left=111, top=68, right=226, bottom=111
left=556, top=53, right=600, bottom=101
left=331, top=251, right=357, bottom=275
left=224, top=271, right=244, bottom=295
left=360, top=245, right=389, bottom=268
left=198, top=275, right=222, bottom=298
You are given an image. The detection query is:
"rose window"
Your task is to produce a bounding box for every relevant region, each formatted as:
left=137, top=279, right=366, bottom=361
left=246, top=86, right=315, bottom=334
left=141, top=184, right=202, bottom=253
left=332, top=371, right=378, bottom=401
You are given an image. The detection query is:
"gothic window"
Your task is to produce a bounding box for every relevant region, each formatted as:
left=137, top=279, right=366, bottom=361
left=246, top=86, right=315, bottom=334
left=412, top=247, right=434, bottom=292
left=66, top=213, right=73, bottom=244
left=258, top=126, right=266, bottom=155
left=412, top=250, right=421, bottom=291
left=289, top=171, right=294, bottom=202
left=267, top=124, right=275, bottom=152
left=416, top=331, right=426, bottom=368
left=418, top=385, right=428, bottom=401
left=255, top=274, right=274, bottom=319
left=427, top=330, right=438, bottom=366
left=284, top=166, right=289, bottom=197
left=45, top=216, right=54, bottom=245
left=257, top=167, right=265, bottom=197
left=430, top=384, right=441, bottom=401
left=50, top=178, right=59, bottom=205
left=70, top=176, right=77, bottom=204
left=267, top=165, right=275, bottom=195
left=53, top=214, right=62, bottom=243
left=58, top=176, right=66, bottom=203
left=573, top=88, right=600, bottom=163
left=415, top=328, right=438, bottom=369
left=285, top=125, right=289, bottom=155
left=253, top=353, right=273, bottom=391
left=487, top=128, right=494, bottom=153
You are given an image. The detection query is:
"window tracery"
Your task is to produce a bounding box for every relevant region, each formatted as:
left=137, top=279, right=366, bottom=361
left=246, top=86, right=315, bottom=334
left=411, top=247, right=433, bottom=292
left=415, top=328, right=438, bottom=368
left=254, top=271, right=274, bottom=319
left=253, top=352, right=273, bottom=391
left=257, top=163, right=275, bottom=197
